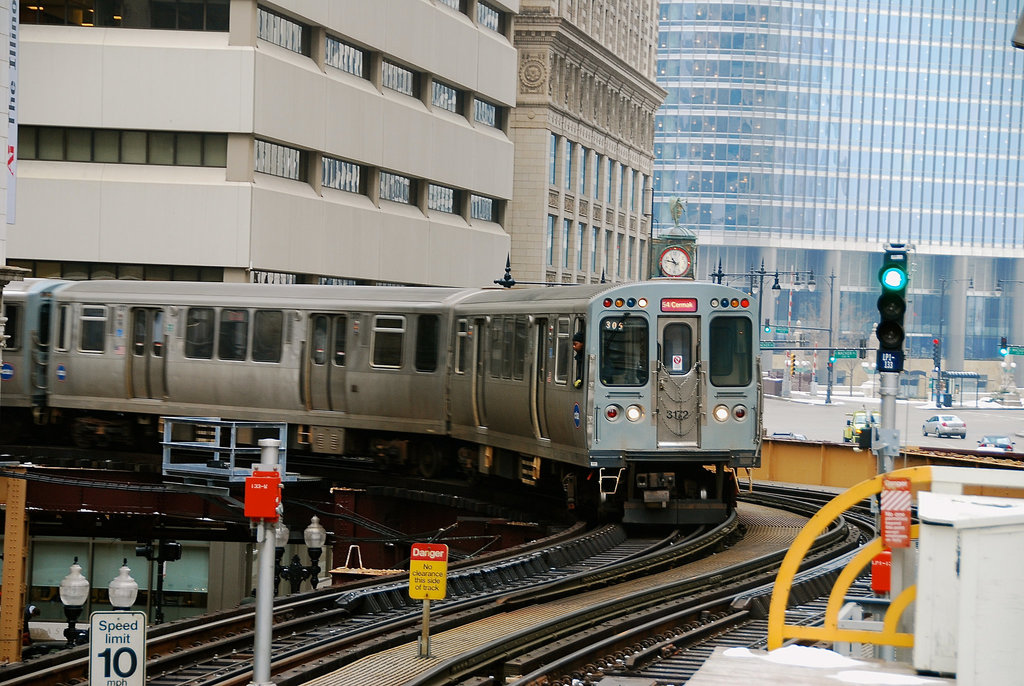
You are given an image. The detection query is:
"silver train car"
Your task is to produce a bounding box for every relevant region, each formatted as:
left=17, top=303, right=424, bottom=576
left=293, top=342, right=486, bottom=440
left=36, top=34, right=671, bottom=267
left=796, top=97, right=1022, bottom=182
left=0, top=278, right=761, bottom=525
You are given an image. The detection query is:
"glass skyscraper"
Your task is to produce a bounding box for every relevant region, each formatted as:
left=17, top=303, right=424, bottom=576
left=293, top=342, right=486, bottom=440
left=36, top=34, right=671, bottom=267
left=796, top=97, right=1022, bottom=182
left=654, top=1, right=1024, bottom=385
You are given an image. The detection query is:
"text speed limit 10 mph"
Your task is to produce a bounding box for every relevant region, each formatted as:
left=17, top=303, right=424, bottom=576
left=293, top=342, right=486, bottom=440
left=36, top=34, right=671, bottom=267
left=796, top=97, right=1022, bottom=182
left=89, top=611, right=146, bottom=686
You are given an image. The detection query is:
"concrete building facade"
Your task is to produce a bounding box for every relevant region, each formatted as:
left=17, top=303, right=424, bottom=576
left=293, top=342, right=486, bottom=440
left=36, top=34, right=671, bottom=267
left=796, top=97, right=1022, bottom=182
left=12, top=0, right=519, bottom=287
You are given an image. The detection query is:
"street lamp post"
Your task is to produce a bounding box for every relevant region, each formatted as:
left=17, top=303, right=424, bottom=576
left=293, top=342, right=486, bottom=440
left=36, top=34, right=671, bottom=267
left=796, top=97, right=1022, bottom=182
left=108, top=559, right=140, bottom=611
left=825, top=271, right=836, bottom=405
left=276, top=516, right=329, bottom=594
left=59, top=557, right=90, bottom=648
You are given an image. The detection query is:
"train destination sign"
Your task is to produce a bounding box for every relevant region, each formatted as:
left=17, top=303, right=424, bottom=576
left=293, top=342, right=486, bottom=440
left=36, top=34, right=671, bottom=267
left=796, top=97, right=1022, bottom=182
left=409, top=543, right=448, bottom=600
left=90, top=611, right=147, bottom=686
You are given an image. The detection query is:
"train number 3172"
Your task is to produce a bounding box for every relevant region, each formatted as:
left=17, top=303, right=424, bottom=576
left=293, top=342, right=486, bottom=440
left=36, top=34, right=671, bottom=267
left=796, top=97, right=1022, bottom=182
left=664, top=409, right=689, bottom=420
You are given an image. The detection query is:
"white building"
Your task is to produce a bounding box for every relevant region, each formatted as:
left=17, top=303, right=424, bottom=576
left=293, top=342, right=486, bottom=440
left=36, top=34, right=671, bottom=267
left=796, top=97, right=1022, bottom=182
left=13, top=1, right=518, bottom=287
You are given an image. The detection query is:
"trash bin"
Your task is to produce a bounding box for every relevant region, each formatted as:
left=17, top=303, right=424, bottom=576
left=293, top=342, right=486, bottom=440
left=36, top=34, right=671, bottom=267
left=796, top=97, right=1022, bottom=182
left=940, top=392, right=952, bottom=407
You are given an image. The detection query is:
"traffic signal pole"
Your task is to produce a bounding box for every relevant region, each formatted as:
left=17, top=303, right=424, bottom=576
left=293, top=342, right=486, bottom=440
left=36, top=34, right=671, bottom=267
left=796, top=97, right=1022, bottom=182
left=874, top=244, right=909, bottom=474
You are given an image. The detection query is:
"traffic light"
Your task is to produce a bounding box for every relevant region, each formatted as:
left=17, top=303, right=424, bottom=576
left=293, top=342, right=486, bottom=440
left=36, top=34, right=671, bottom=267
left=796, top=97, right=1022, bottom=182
left=160, top=541, right=183, bottom=562
left=763, top=318, right=771, bottom=334
left=932, top=338, right=941, bottom=367
left=1000, top=336, right=1009, bottom=356
left=876, top=246, right=908, bottom=368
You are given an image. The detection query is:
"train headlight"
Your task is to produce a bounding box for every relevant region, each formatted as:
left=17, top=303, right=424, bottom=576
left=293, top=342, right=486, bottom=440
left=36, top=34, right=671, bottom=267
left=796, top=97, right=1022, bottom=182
left=625, top=404, right=644, bottom=422
left=712, top=404, right=730, bottom=422
left=605, top=405, right=622, bottom=421
left=733, top=405, right=748, bottom=420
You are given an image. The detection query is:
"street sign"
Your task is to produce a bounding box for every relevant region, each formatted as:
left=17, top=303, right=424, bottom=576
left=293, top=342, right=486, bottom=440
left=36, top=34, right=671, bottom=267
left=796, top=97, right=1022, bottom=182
left=90, top=611, right=146, bottom=686
left=833, top=350, right=857, bottom=359
left=1009, top=345, right=1024, bottom=355
left=775, top=326, right=790, bottom=333
left=409, top=543, right=448, bottom=600
left=759, top=341, right=775, bottom=349
left=876, top=349, right=904, bottom=373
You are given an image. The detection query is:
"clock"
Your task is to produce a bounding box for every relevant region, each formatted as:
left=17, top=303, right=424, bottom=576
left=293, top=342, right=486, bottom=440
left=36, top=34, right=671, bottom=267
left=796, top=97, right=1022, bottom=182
left=659, top=246, right=691, bottom=277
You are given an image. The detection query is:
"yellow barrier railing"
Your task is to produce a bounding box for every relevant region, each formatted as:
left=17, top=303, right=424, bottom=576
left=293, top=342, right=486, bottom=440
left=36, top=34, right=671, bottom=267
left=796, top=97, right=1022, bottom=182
left=767, top=465, right=1024, bottom=651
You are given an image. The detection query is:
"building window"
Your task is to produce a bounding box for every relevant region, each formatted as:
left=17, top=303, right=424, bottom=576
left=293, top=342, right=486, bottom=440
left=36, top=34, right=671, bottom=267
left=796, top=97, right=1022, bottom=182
left=616, top=234, right=624, bottom=277
left=563, top=218, right=571, bottom=268
left=21, top=0, right=229, bottom=30
left=428, top=184, right=458, bottom=213
left=254, top=139, right=306, bottom=181
left=564, top=140, right=574, bottom=190
left=257, top=6, right=309, bottom=55
left=577, top=222, right=585, bottom=270
left=382, top=60, right=418, bottom=97
left=431, top=80, right=462, bottom=113
left=591, top=227, right=598, bottom=272
left=322, top=156, right=363, bottom=194
left=437, top=0, right=464, bottom=10
left=549, top=133, right=557, bottom=185
left=579, top=148, right=588, bottom=195
left=546, top=215, right=556, bottom=266
left=471, top=194, right=495, bottom=221
left=380, top=171, right=415, bottom=204
left=593, top=154, right=601, bottom=200
left=325, top=36, right=367, bottom=78
left=474, top=98, right=502, bottom=128
left=477, top=2, right=504, bottom=33
left=20, top=126, right=227, bottom=167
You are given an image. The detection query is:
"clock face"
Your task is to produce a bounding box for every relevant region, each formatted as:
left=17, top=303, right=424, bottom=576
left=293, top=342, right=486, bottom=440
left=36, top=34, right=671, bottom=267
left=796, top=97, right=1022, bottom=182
left=659, top=247, right=690, bottom=277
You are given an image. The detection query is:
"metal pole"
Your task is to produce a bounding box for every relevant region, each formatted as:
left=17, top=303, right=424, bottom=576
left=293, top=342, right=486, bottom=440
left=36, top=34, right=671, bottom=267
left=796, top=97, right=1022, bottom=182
left=251, top=439, right=280, bottom=686
left=878, top=373, right=897, bottom=474
left=937, top=280, right=945, bottom=406
left=419, top=598, right=431, bottom=658
left=826, top=271, right=835, bottom=404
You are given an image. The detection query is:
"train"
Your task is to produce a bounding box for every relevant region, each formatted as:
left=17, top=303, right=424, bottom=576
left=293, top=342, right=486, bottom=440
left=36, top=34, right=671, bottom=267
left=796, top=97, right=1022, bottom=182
left=0, top=277, right=761, bottom=526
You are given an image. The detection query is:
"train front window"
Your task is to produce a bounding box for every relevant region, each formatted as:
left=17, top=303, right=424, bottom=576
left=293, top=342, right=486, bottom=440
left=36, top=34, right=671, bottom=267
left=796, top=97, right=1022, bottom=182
left=661, top=322, right=692, bottom=375
left=708, top=316, right=752, bottom=387
left=599, top=316, right=648, bottom=386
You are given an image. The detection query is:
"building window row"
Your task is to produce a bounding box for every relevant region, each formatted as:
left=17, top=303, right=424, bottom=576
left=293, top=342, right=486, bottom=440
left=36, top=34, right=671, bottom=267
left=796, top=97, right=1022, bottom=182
left=254, top=141, right=500, bottom=224
left=19, top=126, right=228, bottom=167
left=550, top=133, right=647, bottom=213
left=258, top=10, right=507, bottom=131
left=545, top=214, right=646, bottom=281
left=21, top=0, right=229, bottom=30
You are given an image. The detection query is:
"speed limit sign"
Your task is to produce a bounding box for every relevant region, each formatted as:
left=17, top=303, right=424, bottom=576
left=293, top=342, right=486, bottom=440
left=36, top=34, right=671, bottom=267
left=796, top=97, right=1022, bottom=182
left=89, top=611, right=146, bottom=686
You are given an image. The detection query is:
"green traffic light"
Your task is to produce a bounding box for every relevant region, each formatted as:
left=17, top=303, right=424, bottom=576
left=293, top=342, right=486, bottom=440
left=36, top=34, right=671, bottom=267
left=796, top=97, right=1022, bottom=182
left=879, top=266, right=907, bottom=290
left=763, top=326, right=771, bottom=333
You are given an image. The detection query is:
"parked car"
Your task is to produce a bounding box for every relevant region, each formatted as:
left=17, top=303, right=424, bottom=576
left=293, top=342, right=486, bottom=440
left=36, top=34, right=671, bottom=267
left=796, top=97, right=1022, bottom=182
left=977, top=435, right=1015, bottom=452
left=843, top=409, right=880, bottom=443
left=922, top=414, right=967, bottom=438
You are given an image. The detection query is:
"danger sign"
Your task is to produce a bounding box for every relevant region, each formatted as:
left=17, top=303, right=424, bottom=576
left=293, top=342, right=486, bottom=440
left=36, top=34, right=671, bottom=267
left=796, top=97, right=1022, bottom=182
left=881, top=477, right=912, bottom=548
left=409, top=543, right=448, bottom=600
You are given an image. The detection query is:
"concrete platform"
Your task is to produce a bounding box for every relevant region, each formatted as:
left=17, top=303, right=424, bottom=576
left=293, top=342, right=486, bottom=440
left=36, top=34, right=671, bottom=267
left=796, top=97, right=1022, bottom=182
left=683, top=646, right=955, bottom=685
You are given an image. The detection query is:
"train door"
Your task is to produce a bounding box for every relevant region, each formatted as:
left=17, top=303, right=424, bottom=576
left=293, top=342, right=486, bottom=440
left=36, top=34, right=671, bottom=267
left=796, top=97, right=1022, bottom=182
left=471, top=317, right=487, bottom=426
left=656, top=317, right=699, bottom=446
left=531, top=318, right=549, bottom=439
left=305, top=314, right=348, bottom=412
left=129, top=307, right=167, bottom=399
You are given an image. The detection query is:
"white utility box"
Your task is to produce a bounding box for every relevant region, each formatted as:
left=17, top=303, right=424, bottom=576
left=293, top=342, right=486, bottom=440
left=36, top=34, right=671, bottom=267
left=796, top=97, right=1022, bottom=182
left=913, top=490, right=1024, bottom=684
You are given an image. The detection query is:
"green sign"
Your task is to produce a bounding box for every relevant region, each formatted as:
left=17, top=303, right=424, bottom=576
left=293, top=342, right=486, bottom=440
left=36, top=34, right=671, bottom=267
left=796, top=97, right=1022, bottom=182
left=1009, top=345, right=1024, bottom=355
left=759, top=341, right=775, bottom=349
left=775, top=326, right=790, bottom=333
left=833, top=350, right=857, bottom=359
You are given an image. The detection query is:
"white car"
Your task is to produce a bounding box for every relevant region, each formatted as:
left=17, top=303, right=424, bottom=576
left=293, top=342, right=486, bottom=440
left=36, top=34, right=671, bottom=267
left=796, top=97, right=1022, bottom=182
left=977, top=435, right=1015, bottom=453
left=922, top=414, right=967, bottom=438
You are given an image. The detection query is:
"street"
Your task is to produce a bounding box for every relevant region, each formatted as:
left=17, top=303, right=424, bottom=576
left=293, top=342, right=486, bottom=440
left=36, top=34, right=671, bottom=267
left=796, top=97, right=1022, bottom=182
left=763, top=392, right=1024, bottom=449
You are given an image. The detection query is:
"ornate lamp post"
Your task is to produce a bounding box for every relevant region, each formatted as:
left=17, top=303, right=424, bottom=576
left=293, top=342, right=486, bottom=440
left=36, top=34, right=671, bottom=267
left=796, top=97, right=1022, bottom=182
left=273, top=520, right=290, bottom=595
left=278, top=516, right=329, bottom=594
left=59, top=557, right=90, bottom=648
left=108, top=559, right=140, bottom=611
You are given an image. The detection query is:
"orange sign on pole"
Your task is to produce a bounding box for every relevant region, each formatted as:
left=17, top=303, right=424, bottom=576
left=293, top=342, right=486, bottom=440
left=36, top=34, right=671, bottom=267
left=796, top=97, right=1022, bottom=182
left=881, top=477, right=912, bottom=548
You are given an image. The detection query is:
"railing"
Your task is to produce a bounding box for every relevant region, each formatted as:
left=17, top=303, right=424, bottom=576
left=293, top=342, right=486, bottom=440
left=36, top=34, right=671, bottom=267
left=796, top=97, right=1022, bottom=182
left=161, top=416, right=293, bottom=483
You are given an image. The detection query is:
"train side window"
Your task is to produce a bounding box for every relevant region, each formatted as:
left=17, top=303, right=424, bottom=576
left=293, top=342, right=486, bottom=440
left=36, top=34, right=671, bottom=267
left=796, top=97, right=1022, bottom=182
left=218, top=309, right=249, bottom=361
left=333, top=316, right=347, bottom=366
left=253, top=310, right=283, bottom=363
left=2, top=304, right=19, bottom=351
left=599, top=316, right=648, bottom=386
left=185, top=308, right=214, bottom=359
left=415, top=314, right=439, bottom=372
left=554, top=317, right=570, bottom=384
left=661, top=323, right=692, bottom=374
left=501, top=318, right=514, bottom=378
left=311, top=315, right=328, bottom=365
left=454, top=318, right=469, bottom=374
left=512, top=317, right=527, bottom=380
left=709, top=316, right=752, bottom=387
left=79, top=306, right=107, bottom=353
left=489, top=318, right=502, bottom=377
left=132, top=311, right=147, bottom=356
left=56, top=305, right=70, bottom=352
left=371, top=315, right=404, bottom=368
